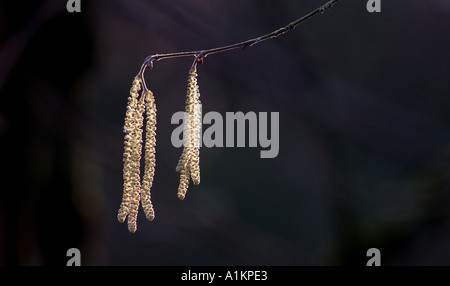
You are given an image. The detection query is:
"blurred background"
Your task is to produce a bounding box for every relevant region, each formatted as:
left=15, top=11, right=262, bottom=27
left=0, top=0, right=449, bottom=265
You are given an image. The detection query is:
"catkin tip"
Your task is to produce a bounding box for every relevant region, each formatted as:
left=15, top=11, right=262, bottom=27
left=117, top=213, right=127, bottom=223
left=128, top=225, right=137, bottom=233
left=146, top=213, right=155, bottom=221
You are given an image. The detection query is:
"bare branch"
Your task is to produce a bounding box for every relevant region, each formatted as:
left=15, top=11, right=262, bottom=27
left=141, top=0, right=340, bottom=71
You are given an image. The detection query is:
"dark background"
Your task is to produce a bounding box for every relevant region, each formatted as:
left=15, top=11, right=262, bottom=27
left=1, top=0, right=449, bottom=265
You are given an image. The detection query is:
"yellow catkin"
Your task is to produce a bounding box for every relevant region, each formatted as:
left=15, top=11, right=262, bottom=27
left=118, top=77, right=141, bottom=223
left=127, top=95, right=146, bottom=233
left=141, top=90, right=157, bottom=221
left=187, top=68, right=201, bottom=185
left=176, top=67, right=202, bottom=199
left=118, top=77, right=158, bottom=232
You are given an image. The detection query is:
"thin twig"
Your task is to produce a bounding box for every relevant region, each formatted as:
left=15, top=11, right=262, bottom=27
left=141, top=0, right=340, bottom=73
